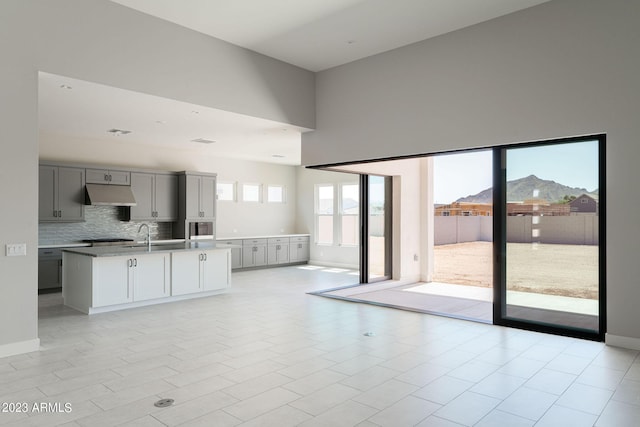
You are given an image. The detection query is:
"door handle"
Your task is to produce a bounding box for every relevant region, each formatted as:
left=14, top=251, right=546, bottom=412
left=134, top=258, right=137, bottom=267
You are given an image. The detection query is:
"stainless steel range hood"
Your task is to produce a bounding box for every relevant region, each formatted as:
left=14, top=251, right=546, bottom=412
left=85, top=184, right=137, bottom=206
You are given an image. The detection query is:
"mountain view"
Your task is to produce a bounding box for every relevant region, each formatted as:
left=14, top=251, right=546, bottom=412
left=456, top=175, right=597, bottom=203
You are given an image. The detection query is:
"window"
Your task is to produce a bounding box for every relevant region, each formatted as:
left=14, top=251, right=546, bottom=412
left=242, top=183, right=262, bottom=202
left=581, top=198, right=589, bottom=204
left=340, top=183, right=359, bottom=246
left=267, top=185, right=285, bottom=203
left=216, top=182, right=236, bottom=201
left=315, top=184, right=334, bottom=245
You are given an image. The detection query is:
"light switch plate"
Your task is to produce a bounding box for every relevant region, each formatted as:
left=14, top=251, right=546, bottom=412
left=6, top=243, right=27, bottom=256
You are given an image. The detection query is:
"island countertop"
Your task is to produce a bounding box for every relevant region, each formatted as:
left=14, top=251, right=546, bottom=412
left=62, top=240, right=223, bottom=257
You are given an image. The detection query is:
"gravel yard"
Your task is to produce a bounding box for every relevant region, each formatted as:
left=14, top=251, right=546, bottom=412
left=433, top=241, right=599, bottom=300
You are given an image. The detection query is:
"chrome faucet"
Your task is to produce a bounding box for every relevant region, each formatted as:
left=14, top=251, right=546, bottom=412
left=138, top=223, right=151, bottom=251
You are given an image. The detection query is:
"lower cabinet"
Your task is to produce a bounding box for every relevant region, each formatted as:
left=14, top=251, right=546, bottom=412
left=242, top=239, right=267, bottom=267
left=134, top=254, right=170, bottom=301
left=218, top=240, right=243, bottom=269
left=290, top=236, right=310, bottom=263
left=268, top=237, right=290, bottom=265
left=220, top=235, right=310, bottom=269
left=93, top=253, right=169, bottom=307
left=171, top=249, right=230, bottom=296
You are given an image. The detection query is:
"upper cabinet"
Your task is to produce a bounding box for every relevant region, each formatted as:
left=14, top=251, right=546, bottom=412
left=128, top=172, right=178, bottom=221
left=180, top=173, right=217, bottom=220
left=39, top=165, right=85, bottom=222
left=86, top=168, right=130, bottom=185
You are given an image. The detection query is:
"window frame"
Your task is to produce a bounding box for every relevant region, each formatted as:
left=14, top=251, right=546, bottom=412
left=266, top=184, right=286, bottom=203
left=242, top=183, right=262, bottom=203
left=315, top=184, right=335, bottom=245
left=216, top=181, right=237, bottom=202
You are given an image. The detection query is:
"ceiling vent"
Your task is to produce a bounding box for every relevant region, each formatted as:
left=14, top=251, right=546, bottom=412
left=107, top=129, right=132, bottom=136
left=191, top=138, right=216, bottom=144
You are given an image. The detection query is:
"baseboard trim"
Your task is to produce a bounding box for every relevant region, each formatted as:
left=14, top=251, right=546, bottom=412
left=605, top=333, right=640, bottom=350
left=0, top=338, right=41, bottom=359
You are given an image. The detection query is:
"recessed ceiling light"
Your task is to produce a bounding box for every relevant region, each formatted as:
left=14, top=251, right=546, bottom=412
left=191, top=138, right=216, bottom=144
left=155, top=120, right=165, bottom=124
left=191, top=110, right=200, bottom=114
left=272, top=154, right=285, bottom=158
left=346, top=40, right=356, bottom=45
left=59, top=84, right=72, bottom=90
left=107, top=129, right=132, bottom=136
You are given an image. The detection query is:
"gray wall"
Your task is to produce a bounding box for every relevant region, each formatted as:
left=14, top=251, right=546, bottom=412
left=435, top=217, right=493, bottom=245
left=434, top=216, right=598, bottom=246
left=303, top=0, right=640, bottom=343
left=0, top=0, right=314, bottom=354
left=507, top=216, right=598, bottom=245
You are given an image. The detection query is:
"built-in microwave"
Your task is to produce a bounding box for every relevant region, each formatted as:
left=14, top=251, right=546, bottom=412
left=188, top=221, right=214, bottom=240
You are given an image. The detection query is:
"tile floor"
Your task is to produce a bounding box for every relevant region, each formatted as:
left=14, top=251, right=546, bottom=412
left=1, top=265, right=639, bottom=426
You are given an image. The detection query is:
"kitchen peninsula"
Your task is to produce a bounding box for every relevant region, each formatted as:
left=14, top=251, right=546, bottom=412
left=62, top=241, right=231, bottom=314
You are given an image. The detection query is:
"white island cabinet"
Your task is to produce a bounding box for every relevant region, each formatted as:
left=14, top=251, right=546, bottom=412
left=63, top=246, right=230, bottom=314
left=171, top=249, right=230, bottom=296
left=92, top=253, right=169, bottom=307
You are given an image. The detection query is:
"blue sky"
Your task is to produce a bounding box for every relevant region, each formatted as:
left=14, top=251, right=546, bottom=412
left=433, top=140, right=599, bottom=204
left=433, top=150, right=492, bottom=204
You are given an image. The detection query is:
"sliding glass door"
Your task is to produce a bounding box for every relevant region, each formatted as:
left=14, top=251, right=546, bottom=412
left=360, top=175, right=392, bottom=283
left=495, top=135, right=605, bottom=339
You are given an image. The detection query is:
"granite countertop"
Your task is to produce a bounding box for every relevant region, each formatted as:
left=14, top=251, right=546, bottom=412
left=39, top=242, right=92, bottom=249
left=61, top=240, right=225, bottom=257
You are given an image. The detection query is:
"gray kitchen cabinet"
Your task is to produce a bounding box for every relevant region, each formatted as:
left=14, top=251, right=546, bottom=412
left=218, top=240, right=243, bottom=269
left=289, top=236, right=310, bottom=263
left=129, top=172, right=177, bottom=221
left=242, top=238, right=267, bottom=267
left=268, top=237, right=290, bottom=265
left=182, top=173, right=216, bottom=220
left=39, top=165, right=85, bottom=222
left=86, top=168, right=130, bottom=185
left=38, top=248, right=62, bottom=290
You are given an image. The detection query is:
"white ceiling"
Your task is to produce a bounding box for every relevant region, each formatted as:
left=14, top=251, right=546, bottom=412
left=41, top=0, right=551, bottom=166
left=38, top=72, right=307, bottom=165
left=110, top=0, right=551, bottom=72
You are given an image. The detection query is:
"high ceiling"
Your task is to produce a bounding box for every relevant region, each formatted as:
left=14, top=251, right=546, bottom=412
left=40, top=1, right=551, bottom=166
left=110, top=0, right=550, bottom=72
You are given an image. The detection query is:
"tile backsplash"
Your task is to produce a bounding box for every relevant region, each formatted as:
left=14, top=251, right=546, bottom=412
left=39, top=206, right=173, bottom=245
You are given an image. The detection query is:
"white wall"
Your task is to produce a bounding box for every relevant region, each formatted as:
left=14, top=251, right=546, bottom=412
left=0, top=0, right=314, bottom=356
left=295, top=167, right=359, bottom=269
left=332, top=158, right=423, bottom=282
left=303, top=0, right=640, bottom=346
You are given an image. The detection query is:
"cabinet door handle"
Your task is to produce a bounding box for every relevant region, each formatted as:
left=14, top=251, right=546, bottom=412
left=58, top=210, right=62, bottom=217
left=53, top=210, right=57, bottom=217
left=204, top=253, right=207, bottom=261
left=128, top=259, right=132, bottom=267
left=134, top=258, right=137, bottom=267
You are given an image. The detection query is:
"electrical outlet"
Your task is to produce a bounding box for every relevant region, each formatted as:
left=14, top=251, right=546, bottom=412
left=6, top=243, right=27, bottom=256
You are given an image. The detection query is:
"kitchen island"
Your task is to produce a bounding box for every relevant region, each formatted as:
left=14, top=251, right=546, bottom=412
left=62, top=241, right=231, bottom=314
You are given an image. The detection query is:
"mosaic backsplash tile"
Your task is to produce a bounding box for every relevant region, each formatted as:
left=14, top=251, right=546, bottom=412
left=39, top=206, right=173, bottom=245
